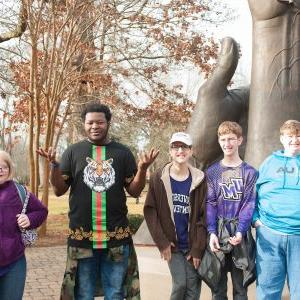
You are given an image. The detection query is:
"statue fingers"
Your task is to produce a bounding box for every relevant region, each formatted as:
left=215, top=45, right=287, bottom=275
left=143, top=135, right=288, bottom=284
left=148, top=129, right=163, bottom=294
left=203, top=37, right=239, bottom=92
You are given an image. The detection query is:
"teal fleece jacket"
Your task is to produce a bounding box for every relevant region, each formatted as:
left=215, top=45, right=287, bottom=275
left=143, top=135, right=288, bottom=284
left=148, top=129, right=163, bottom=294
left=253, top=150, right=300, bottom=234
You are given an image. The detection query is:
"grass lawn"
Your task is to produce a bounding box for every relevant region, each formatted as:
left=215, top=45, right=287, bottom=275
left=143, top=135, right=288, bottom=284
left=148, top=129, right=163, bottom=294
left=48, top=190, right=145, bottom=215
left=36, top=188, right=146, bottom=247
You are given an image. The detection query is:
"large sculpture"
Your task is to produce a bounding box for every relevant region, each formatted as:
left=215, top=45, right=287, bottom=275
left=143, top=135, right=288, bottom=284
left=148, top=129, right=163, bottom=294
left=136, top=0, right=300, bottom=245
left=187, top=37, right=249, bottom=168
left=188, top=0, right=300, bottom=168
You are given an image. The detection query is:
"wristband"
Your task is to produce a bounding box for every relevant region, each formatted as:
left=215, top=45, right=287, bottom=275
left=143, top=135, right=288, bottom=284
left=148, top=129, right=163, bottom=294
left=50, top=161, right=60, bottom=169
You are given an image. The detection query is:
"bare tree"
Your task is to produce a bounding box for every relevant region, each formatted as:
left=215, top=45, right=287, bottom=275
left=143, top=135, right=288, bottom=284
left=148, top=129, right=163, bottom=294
left=0, top=0, right=27, bottom=43
left=0, top=0, right=231, bottom=235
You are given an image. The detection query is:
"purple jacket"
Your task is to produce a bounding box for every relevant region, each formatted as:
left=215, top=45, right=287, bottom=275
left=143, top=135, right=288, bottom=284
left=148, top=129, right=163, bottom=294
left=206, top=161, right=257, bottom=235
left=0, top=180, right=48, bottom=267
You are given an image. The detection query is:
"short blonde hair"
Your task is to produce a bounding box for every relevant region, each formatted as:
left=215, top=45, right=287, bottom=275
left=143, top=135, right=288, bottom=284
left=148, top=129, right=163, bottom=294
left=218, top=121, right=242, bottom=138
left=0, top=150, right=13, bottom=179
left=280, top=120, right=300, bottom=136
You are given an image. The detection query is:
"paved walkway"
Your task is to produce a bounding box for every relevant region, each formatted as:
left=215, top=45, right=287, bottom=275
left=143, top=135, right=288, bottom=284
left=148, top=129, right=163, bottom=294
left=24, top=246, right=66, bottom=300
left=24, top=245, right=289, bottom=300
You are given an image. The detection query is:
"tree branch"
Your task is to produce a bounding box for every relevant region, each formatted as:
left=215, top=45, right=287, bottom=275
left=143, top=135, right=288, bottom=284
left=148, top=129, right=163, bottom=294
left=0, top=0, right=28, bottom=43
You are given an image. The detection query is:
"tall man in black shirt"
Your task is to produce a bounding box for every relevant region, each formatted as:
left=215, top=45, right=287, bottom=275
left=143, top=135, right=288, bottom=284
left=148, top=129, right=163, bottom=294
left=38, top=103, right=158, bottom=299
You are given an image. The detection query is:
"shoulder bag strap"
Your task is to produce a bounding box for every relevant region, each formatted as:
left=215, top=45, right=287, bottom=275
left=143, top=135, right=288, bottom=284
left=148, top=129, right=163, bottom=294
left=14, top=182, right=30, bottom=214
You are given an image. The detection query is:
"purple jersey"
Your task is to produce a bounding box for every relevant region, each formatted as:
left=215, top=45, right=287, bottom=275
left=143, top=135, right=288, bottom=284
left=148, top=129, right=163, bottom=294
left=206, top=161, right=257, bottom=235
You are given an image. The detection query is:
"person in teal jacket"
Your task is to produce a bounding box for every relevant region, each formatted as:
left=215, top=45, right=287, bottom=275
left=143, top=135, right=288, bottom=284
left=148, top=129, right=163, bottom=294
left=253, top=120, right=300, bottom=300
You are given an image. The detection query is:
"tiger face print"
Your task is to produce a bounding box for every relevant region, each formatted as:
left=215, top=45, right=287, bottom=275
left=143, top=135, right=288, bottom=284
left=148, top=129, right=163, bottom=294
left=83, top=157, right=115, bottom=192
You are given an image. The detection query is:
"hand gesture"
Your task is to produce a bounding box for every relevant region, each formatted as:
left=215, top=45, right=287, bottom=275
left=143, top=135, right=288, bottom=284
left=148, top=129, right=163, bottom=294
left=16, top=213, right=30, bottom=229
left=160, top=242, right=175, bottom=262
left=229, top=232, right=243, bottom=246
left=36, top=147, right=57, bottom=163
left=209, top=233, right=220, bottom=252
left=137, top=148, right=159, bottom=171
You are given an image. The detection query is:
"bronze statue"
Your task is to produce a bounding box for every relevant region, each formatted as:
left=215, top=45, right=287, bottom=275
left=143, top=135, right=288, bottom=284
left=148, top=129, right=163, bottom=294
left=187, top=37, right=249, bottom=169
left=188, top=0, right=300, bottom=168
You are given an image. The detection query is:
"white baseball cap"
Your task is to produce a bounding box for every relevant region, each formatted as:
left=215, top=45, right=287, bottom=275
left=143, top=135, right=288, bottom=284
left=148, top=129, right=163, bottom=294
left=169, top=132, right=192, bottom=146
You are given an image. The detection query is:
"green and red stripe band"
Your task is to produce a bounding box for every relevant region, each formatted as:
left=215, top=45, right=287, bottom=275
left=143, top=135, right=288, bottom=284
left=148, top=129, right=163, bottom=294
left=92, top=145, right=107, bottom=248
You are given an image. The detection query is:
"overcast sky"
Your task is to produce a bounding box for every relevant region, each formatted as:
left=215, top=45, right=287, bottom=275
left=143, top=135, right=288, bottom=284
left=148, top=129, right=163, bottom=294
left=220, top=0, right=252, bottom=85
left=181, top=0, right=253, bottom=101
left=0, top=1, right=253, bottom=106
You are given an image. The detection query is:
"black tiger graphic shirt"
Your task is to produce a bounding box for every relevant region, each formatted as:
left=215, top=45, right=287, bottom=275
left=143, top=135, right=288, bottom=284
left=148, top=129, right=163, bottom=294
left=60, top=140, right=137, bottom=249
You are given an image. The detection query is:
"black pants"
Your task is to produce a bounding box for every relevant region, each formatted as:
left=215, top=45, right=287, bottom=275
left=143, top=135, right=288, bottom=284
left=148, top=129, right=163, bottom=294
left=212, top=253, right=247, bottom=300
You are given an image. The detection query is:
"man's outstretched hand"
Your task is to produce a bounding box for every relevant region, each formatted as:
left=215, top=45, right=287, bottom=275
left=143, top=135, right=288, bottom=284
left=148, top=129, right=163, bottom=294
left=36, top=147, right=57, bottom=163
left=138, top=148, right=159, bottom=171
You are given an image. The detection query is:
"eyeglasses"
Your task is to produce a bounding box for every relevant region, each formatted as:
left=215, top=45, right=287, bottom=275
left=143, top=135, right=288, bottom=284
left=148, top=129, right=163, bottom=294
left=170, top=144, right=191, bottom=151
left=0, top=166, right=9, bottom=172
left=219, top=138, right=238, bottom=144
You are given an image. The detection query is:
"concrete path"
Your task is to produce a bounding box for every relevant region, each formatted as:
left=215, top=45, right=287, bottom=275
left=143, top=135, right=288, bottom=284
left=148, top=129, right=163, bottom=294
left=24, top=246, right=66, bottom=300
left=24, top=245, right=289, bottom=299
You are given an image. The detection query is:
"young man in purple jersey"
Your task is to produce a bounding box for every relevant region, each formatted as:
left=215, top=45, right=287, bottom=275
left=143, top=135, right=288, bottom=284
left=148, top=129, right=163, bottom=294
left=206, top=121, right=257, bottom=300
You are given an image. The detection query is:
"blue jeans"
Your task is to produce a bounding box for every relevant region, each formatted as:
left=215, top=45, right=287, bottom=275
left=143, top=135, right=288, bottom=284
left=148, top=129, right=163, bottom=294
left=0, top=255, right=27, bottom=300
left=75, top=244, right=130, bottom=300
left=168, top=251, right=201, bottom=300
left=256, top=225, right=300, bottom=300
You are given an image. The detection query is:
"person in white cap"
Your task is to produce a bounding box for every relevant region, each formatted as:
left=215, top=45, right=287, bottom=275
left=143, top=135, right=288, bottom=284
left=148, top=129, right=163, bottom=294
left=144, top=132, right=207, bottom=300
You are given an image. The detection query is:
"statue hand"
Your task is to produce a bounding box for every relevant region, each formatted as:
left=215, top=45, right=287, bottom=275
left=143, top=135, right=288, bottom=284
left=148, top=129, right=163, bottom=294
left=246, top=0, right=300, bottom=167
left=187, top=37, right=249, bottom=168
left=248, top=0, right=292, bottom=20
left=278, top=0, right=300, bottom=8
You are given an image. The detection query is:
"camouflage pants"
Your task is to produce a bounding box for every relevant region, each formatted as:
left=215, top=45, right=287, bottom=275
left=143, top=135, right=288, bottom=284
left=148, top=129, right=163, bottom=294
left=60, top=243, right=140, bottom=300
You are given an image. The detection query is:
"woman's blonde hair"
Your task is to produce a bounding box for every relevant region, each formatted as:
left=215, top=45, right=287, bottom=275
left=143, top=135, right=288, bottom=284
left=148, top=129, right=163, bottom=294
left=0, top=150, right=14, bottom=179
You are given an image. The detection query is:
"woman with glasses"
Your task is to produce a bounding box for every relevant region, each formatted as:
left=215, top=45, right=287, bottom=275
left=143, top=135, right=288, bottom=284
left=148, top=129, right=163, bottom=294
left=0, top=150, right=48, bottom=300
